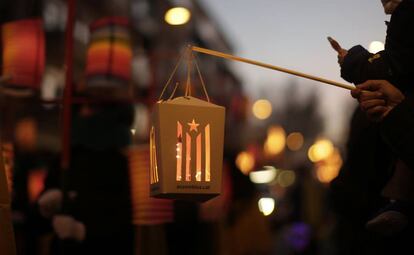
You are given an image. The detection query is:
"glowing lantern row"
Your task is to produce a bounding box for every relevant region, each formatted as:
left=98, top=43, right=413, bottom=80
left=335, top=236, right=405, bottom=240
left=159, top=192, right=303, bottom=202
left=150, top=96, right=225, bottom=201
left=1, top=18, right=45, bottom=90
left=85, top=16, right=132, bottom=93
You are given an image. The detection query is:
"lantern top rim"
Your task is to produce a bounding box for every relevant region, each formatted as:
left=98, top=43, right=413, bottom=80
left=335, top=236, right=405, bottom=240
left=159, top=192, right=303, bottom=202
left=157, top=96, right=224, bottom=109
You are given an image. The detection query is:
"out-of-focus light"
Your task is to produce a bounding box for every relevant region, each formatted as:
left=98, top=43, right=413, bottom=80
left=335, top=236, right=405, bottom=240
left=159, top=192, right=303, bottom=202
left=236, top=151, right=255, bottom=175
left=264, top=126, right=285, bottom=156
left=133, top=104, right=150, bottom=139
left=368, top=41, right=384, bottom=54
left=252, top=99, right=272, bottom=120
left=249, top=166, right=277, bottom=184
left=277, top=170, right=296, bottom=188
left=308, top=138, right=334, bottom=162
left=286, top=132, right=304, bottom=151
left=316, top=149, right=343, bottom=183
left=15, top=118, right=38, bottom=150
left=130, top=129, right=136, bottom=135
left=258, top=197, right=275, bottom=216
left=165, top=7, right=191, bottom=25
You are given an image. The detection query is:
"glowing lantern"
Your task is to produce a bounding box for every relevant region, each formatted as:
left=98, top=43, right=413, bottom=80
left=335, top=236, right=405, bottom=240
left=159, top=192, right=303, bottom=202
left=84, top=16, right=132, bottom=98
left=0, top=140, right=16, bottom=255
left=129, top=146, right=173, bottom=225
left=150, top=96, right=225, bottom=201
left=1, top=18, right=45, bottom=92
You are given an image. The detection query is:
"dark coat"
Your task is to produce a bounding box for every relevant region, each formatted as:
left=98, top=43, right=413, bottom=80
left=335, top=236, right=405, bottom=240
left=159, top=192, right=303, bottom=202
left=380, top=97, right=414, bottom=170
left=341, top=0, right=414, bottom=93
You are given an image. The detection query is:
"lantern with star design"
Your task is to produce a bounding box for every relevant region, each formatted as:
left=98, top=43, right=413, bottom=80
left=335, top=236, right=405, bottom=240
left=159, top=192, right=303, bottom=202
left=150, top=96, right=225, bottom=201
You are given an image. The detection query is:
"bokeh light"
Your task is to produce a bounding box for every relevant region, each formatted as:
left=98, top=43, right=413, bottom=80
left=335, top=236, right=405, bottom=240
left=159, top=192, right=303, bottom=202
left=264, top=125, right=285, bottom=156
left=316, top=149, right=343, bottom=183
left=368, top=41, right=384, bottom=54
left=277, top=170, right=296, bottom=188
left=286, top=132, right=304, bottom=151
left=258, top=197, right=275, bottom=216
left=252, top=99, right=272, bottom=120
left=164, top=7, right=191, bottom=25
left=249, top=166, right=277, bottom=184
left=308, top=138, right=334, bottom=162
left=236, top=151, right=255, bottom=175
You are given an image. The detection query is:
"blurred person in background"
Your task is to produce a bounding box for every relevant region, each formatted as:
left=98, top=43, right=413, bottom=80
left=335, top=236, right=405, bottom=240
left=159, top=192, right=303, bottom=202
left=37, top=103, right=135, bottom=255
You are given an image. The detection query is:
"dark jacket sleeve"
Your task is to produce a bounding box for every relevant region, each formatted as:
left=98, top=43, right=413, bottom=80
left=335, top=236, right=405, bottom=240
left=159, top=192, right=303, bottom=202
left=340, top=45, right=393, bottom=85
left=380, top=98, right=414, bottom=170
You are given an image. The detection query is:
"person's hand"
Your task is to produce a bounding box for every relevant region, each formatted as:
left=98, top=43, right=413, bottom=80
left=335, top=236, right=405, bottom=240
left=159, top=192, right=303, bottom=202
left=52, top=215, right=86, bottom=241
left=351, top=80, right=405, bottom=122
left=328, top=36, right=348, bottom=65
left=38, top=189, right=63, bottom=218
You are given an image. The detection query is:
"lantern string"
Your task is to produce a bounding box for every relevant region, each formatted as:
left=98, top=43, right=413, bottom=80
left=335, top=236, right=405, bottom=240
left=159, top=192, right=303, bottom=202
left=158, top=47, right=188, bottom=101
left=190, top=45, right=354, bottom=91
left=168, top=82, right=180, bottom=100
left=185, top=48, right=193, bottom=97
left=192, top=52, right=210, bottom=102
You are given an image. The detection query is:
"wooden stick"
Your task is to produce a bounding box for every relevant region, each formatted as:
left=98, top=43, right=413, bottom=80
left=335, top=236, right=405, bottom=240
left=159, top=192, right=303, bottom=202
left=190, top=45, right=354, bottom=91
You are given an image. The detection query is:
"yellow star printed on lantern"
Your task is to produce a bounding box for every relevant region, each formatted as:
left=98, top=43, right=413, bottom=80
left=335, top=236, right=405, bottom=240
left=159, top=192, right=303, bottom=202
left=187, top=119, right=200, bottom=132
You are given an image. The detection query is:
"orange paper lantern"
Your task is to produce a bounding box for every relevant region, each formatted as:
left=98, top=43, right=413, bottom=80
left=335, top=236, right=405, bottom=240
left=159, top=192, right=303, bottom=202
left=85, top=16, right=132, bottom=91
left=1, top=19, right=45, bottom=90
left=129, top=146, right=173, bottom=225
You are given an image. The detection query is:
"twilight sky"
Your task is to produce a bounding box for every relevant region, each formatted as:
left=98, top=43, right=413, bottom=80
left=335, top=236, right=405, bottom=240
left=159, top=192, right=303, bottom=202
left=199, top=0, right=389, bottom=144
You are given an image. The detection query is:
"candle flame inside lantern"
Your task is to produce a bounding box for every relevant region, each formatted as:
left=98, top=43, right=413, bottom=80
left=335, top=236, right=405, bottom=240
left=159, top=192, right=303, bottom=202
left=150, top=127, right=159, bottom=184
left=176, top=120, right=211, bottom=182
left=176, top=122, right=183, bottom=181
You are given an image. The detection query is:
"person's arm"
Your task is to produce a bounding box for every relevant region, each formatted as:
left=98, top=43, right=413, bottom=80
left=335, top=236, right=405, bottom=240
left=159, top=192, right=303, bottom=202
left=351, top=80, right=414, bottom=169
left=327, top=37, right=393, bottom=84
left=341, top=46, right=392, bottom=84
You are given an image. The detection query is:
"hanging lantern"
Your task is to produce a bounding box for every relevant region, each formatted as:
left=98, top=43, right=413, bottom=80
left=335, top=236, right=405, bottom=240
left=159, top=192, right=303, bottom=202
left=84, top=16, right=132, bottom=99
left=150, top=49, right=225, bottom=201
left=150, top=87, right=225, bottom=201
left=1, top=18, right=45, bottom=93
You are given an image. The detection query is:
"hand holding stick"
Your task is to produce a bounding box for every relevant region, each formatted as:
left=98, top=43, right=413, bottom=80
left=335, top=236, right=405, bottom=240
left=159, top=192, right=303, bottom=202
left=351, top=80, right=405, bottom=122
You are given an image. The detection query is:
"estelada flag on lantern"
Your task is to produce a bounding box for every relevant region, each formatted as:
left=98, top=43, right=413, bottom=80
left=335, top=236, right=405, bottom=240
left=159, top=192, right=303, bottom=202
left=150, top=50, right=225, bottom=202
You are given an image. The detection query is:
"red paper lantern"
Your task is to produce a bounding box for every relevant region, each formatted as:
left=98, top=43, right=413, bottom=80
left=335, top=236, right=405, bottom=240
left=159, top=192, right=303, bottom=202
left=1, top=19, right=45, bottom=90
left=85, top=16, right=132, bottom=90
left=129, top=146, right=173, bottom=225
